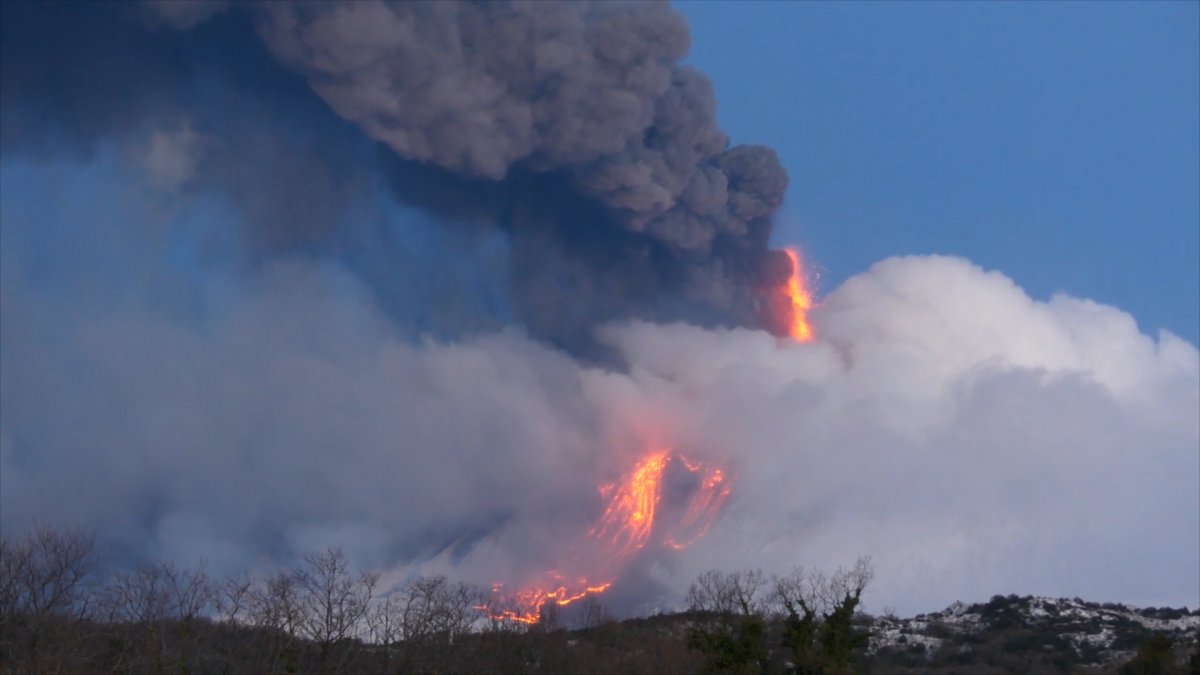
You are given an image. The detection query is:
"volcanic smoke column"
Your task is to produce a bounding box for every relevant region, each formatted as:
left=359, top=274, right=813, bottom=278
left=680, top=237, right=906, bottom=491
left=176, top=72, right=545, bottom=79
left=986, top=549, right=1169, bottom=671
left=4, top=0, right=814, bottom=340
left=161, top=0, right=798, bottom=346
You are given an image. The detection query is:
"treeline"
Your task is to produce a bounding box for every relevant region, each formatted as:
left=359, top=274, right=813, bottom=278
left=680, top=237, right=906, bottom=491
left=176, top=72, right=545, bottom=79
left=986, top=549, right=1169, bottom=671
left=0, top=524, right=532, bottom=673
left=683, top=560, right=874, bottom=674
left=0, top=524, right=882, bottom=674
left=6, top=525, right=1191, bottom=674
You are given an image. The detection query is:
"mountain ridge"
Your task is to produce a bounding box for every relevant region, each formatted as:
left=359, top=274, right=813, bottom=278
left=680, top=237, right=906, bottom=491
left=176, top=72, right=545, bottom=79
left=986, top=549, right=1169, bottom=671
left=860, top=594, right=1199, bottom=673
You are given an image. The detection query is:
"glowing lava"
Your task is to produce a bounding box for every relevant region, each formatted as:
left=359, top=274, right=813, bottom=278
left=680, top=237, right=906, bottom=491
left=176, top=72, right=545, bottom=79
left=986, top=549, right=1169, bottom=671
left=485, top=450, right=730, bottom=624
left=783, top=247, right=815, bottom=342
left=485, top=578, right=613, bottom=625
left=666, top=459, right=732, bottom=550
left=590, top=451, right=669, bottom=557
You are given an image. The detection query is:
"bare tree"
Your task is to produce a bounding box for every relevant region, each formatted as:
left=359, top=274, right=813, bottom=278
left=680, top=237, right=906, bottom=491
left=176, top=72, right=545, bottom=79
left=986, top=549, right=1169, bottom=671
left=827, top=556, right=874, bottom=609
left=366, top=590, right=405, bottom=673
left=769, top=556, right=875, bottom=675
left=214, top=574, right=253, bottom=626
left=477, top=593, right=530, bottom=635
left=294, top=547, right=377, bottom=673
left=399, top=575, right=483, bottom=642
left=770, top=556, right=874, bottom=620
left=534, top=601, right=561, bottom=633
left=0, top=535, right=30, bottom=620
left=771, top=567, right=827, bottom=619
left=401, top=576, right=444, bottom=641
left=249, top=570, right=306, bottom=674
left=0, top=524, right=98, bottom=671
left=686, top=569, right=770, bottom=674
left=101, top=565, right=170, bottom=673
left=7, top=525, right=97, bottom=618
left=686, top=569, right=766, bottom=617
left=436, top=578, right=483, bottom=640
left=212, top=574, right=254, bottom=673
left=580, top=596, right=612, bottom=630
left=160, top=561, right=214, bottom=674
left=0, top=534, right=32, bottom=657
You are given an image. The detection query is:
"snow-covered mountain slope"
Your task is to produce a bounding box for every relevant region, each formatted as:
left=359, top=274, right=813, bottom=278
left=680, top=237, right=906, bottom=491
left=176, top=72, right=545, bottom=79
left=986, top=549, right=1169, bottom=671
left=864, top=594, right=1199, bottom=669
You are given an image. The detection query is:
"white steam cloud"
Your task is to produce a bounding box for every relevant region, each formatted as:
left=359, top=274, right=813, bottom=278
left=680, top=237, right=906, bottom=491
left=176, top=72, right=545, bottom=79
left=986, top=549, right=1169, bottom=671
left=3, top=202, right=1195, bottom=615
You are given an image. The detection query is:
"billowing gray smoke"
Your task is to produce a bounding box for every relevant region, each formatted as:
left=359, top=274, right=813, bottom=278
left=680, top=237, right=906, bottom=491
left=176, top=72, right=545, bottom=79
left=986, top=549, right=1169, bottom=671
left=2, top=0, right=792, bottom=353
left=253, top=2, right=786, bottom=245
left=250, top=0, right=796, bottom=349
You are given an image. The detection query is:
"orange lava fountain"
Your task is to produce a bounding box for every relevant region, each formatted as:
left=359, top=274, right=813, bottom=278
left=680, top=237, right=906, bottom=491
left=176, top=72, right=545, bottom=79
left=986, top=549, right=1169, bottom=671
left=783, top=248, right=815, bottom=342
left=484, top=450, right=731, bottom=624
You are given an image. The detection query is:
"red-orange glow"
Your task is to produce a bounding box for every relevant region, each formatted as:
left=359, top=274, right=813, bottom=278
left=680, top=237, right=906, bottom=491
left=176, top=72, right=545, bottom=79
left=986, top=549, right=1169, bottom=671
left=484, top=580, right=616, bottom=624
left=665, top=463, right=732, bottom=550
left=484, top=449, right=732, bottom=625
left=590, top=451, right=669, bottom=556
left=676, top=454, right=703, bottom=472
left=783, top=248, right=815, bottom=341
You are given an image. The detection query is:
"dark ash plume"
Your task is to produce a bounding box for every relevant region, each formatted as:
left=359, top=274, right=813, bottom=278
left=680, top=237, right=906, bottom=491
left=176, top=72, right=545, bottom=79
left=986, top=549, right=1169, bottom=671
left=3, top=0, right=792, bottom=350
left=252, top=2, right=785, bottom=243
left=247, top=0, right=793, bottom=348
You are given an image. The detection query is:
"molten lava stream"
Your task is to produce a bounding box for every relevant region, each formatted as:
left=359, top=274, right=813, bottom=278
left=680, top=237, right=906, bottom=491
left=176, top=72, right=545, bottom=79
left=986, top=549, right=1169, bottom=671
left=589, top=451, right=669, bottom=556
left=484, top=450, right=731, bottom=625
left=783, top=247, right=816, bottom=342
left=665, top=462, right=731, bottom=550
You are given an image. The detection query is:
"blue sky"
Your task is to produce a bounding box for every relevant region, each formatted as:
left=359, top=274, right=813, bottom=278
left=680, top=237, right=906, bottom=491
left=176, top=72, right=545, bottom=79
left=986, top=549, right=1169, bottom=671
left=678, top=1, right=1199, bottom=344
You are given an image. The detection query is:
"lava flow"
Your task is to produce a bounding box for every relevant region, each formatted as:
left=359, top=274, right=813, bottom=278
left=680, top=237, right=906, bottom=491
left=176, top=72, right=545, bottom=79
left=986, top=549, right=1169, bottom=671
left=666, top=458, right=732, bottom=550
left=484, top=450, right=731, bottom=624
left=783, top=247, right=816, bottom=342
left=590, top=451, right=670, bottom=558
